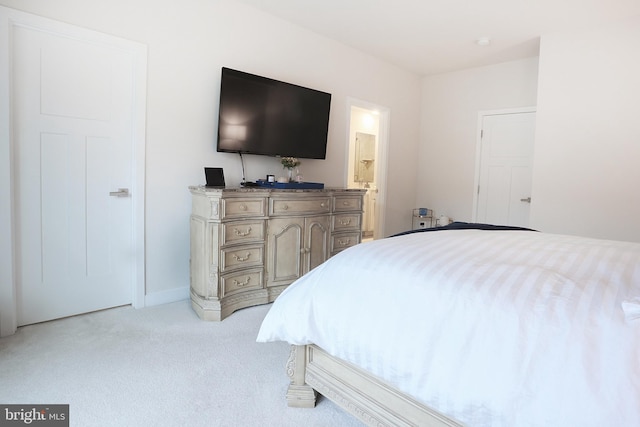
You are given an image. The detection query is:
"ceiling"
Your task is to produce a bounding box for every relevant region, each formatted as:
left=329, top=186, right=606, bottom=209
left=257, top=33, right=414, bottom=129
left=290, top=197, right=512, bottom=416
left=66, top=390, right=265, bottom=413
left=236, top=0, right=640, bottom=76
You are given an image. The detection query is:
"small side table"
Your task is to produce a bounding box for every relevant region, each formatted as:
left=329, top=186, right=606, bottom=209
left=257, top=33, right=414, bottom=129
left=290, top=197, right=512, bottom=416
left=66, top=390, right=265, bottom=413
left=412, top=208, right=433, bottom=230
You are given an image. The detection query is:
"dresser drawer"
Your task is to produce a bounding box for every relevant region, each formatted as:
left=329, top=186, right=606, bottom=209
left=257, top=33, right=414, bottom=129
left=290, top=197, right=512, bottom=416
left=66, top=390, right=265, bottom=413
left=222, top=197, right=267, bottom=219
left=220, top=268, right=263, bottom=297
left=331, top=232, right=361, bottom=253
left=332, top=213, right=361, bottom=232
left=221, top=220, right=265, bottom=246
left=333, top=196, right=362, bottom=212
left=270, top=197, right=331, bottom=216
left=220, top=244, right=264, bottom=272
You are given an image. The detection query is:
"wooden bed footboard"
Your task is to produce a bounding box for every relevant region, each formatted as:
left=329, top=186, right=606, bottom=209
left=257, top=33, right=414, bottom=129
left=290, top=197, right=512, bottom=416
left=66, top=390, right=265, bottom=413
left=286, top=345, right=463, bottom=427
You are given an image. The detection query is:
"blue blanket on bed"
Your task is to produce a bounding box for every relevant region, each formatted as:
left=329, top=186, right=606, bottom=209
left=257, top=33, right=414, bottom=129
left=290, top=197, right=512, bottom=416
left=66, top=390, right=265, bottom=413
left=390, top=222, right=537, bottom=238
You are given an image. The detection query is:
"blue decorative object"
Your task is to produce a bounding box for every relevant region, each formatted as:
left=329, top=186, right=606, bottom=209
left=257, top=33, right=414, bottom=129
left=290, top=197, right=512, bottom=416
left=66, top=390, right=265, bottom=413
left=255, top=180, right=324, bottom=189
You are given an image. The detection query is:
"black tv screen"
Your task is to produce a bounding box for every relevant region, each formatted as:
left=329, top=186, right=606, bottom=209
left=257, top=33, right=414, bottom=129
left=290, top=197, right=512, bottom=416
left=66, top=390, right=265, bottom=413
left=216, top=67, right=331, bottom=159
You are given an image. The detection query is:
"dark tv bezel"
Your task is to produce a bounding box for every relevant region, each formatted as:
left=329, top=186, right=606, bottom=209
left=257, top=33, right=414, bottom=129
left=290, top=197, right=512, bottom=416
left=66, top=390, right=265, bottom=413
left=216, top=67, right=331, bottom=160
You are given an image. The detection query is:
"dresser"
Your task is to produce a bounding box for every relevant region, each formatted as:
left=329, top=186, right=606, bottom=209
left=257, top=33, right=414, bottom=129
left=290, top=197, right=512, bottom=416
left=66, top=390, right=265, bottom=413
left=189, top=186, right=366, bottom=321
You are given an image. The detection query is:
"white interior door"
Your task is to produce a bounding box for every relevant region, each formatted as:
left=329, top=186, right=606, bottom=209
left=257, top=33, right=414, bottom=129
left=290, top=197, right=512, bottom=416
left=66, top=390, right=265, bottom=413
left=346, top=101, right=389, bottom=240
left=476, top=111, right=536, bottom=227
left=12, top=21, right=141, bottom=325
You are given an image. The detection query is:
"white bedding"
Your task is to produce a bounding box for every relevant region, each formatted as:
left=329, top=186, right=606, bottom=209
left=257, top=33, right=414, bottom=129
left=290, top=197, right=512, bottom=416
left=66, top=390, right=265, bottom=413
left=257, top=229, right=640, bottom=426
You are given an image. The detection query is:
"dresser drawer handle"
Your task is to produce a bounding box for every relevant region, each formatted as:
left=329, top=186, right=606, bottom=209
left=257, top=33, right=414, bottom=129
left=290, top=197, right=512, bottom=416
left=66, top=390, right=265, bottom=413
left=281, top=204, right=289, bottom=210
left=338, top=218, right=351, bottom=226
left=232, top=252, right=251, bottom=262
left=239, top=204, right=247, bottom=211
left=234, top=227, right=252, bottom=237
left=342, top=201, right=351, bottom=206
left=232, top=276, right=251, bottom=287
left=338, top=238, right=351, bottom=246
left=320, top=202, right=327, bottom=208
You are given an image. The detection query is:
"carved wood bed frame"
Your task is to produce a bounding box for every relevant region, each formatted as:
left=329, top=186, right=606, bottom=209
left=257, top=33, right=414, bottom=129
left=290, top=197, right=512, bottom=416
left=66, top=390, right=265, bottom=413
left=286, top=344, right=464, bottom=427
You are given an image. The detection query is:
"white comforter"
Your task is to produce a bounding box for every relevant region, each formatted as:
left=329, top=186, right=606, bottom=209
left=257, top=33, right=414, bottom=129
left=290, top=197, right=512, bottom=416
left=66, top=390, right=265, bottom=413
left=257, top=229, right=640, bottom=426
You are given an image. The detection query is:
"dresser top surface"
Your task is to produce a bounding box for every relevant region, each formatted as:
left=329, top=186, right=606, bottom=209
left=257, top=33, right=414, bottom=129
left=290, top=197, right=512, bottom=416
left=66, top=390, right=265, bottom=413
left=189, top=185, right=366, bottom=195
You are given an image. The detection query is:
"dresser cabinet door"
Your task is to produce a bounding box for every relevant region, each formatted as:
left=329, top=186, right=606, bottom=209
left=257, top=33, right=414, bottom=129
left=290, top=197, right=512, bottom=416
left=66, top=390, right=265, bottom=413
left=304, top=215, right=330, bottom=273
left=267, top=217, right=304, bottom=287
left=267, top=215, right=330, bottom=287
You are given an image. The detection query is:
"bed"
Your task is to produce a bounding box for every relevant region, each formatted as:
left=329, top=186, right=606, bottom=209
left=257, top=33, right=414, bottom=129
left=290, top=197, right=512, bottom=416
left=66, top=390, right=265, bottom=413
left=256, top=223, right=640, bottom=426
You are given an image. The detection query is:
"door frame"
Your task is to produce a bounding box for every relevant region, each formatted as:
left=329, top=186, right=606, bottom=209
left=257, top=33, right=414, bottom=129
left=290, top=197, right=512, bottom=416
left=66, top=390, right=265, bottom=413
left=0, top=6, right=147, bottom=336
left=345, top=97, right=390, bottom=240
left=472, top=106, right=536, bottom=222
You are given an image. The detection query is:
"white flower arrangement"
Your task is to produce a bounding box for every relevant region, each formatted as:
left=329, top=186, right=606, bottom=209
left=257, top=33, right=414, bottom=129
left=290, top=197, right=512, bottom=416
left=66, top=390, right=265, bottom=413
left=280, top=157, right=300, bottom=169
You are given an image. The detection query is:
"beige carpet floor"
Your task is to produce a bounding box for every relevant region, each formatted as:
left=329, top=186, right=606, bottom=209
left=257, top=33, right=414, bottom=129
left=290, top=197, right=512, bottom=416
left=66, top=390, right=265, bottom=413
left=0, top=300, right=363, bottom=427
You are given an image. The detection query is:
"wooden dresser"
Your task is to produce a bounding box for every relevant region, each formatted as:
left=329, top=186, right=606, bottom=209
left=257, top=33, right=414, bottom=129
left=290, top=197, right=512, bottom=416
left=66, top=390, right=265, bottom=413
left=189, top=186, right=366, bottom=321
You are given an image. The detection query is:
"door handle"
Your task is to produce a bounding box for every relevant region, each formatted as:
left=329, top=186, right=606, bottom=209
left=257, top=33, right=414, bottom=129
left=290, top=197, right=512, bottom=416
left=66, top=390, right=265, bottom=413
left=520, top=197, right=531, bottom=203
left=109, top=188, right=130, bottom=197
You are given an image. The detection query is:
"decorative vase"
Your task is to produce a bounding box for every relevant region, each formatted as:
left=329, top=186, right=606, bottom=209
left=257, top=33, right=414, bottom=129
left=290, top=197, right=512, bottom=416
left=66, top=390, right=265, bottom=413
left=286, top=168, right=293, bottom=182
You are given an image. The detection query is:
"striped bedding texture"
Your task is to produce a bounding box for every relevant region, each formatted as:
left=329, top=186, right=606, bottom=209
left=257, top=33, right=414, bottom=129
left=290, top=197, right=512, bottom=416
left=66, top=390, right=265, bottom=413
left=257, top=229, right=640, bottom=426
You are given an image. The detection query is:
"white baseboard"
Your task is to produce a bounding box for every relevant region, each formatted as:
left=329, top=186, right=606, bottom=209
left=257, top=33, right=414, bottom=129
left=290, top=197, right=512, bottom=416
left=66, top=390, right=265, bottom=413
left=144, top=286, right=190, bottom=307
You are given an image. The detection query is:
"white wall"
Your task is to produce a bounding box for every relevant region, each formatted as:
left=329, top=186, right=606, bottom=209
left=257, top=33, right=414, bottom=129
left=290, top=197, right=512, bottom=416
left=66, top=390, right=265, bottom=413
left=0, top=0, right=422, bottom=304
left=418, top=17, right=640, bottom=244
left=418, top=58, right=539, bottom=223
left=530, top=17, right=640, bottom=242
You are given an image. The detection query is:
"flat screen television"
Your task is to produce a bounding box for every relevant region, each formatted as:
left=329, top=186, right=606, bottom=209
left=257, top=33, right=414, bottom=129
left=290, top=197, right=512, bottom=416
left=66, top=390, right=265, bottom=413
left=216, top=67, right=331, bottom=159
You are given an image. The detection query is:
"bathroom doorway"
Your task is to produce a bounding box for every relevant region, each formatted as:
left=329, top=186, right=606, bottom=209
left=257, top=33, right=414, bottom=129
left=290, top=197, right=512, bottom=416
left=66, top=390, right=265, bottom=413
left=346, top=99, right=389, bottom=241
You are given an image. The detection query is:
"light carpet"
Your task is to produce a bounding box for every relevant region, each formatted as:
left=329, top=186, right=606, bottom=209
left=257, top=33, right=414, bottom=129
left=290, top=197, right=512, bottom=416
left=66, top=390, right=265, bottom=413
left=0, top=301, right=363, bottom=426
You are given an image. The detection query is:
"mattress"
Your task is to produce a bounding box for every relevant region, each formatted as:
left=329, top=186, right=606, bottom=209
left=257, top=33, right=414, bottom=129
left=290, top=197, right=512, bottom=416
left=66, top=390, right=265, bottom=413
left=257, top=228, right=640, bottom=426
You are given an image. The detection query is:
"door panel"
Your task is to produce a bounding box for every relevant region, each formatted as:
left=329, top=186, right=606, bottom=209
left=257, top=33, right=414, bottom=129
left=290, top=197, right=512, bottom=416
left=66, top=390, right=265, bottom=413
left=476, top=112, right=535, bottom=228
left=509, top=166, right=533, bottom=227
left=267, top=218, right=303, bottom=287
left=13, top=24, right=136, bottom=325
left=305, top=216, right=329, bottom=272
left=484, top=165, right=509, bottom=225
